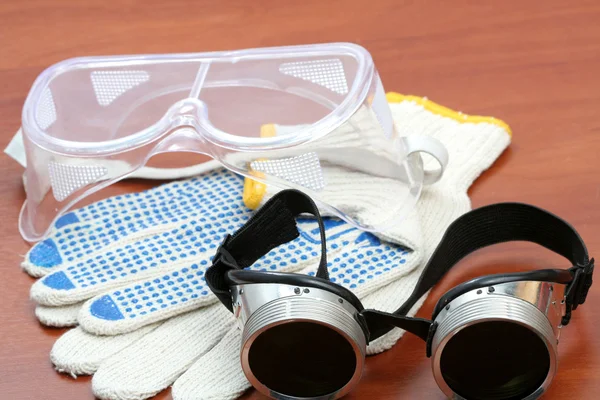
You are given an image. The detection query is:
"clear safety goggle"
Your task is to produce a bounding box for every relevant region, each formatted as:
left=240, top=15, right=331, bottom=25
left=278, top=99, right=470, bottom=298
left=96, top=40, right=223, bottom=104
left=18, top=43, right=447, bottom=242
left=207, top=190, right=594, bottom=400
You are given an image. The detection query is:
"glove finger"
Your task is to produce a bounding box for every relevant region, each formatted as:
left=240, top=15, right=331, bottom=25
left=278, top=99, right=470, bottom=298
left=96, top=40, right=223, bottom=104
left=35, top=302, right=83, bottom=327
left=30, top=241, right=210, bottom=307
left=22, top=168, right=240, bottom=275
left=30, top=192, right=251, bottom=307
left=172, top=326, right=249, bottom=400
left=77, top=219, right=354, bottom=335
left=51, top=324, right=159, bottom=376
left=92, top=304, right=233, bottom=400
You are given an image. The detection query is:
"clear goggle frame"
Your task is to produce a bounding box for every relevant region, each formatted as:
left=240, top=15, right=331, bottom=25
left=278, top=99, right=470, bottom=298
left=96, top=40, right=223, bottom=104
left=19, top=43, right=447, bottom=242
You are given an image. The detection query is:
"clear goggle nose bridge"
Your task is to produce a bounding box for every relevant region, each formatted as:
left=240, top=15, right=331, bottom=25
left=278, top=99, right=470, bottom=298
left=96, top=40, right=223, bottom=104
left=19, top=43, right=448, bottom=242
left=206, top=190, right=594, bottom=400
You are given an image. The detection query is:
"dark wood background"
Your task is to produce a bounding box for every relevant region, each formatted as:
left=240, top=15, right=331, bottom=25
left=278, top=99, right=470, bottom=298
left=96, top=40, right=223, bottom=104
left=1, top=1, right=599, bottom=399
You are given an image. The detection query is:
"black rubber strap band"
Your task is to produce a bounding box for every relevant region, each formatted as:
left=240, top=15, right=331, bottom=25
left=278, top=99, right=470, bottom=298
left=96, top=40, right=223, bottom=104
left=397, top=203, right=591, bottom=317
left=362, top=202, right=592, bottom=341
left=206, top=189, right=328, bottom=311
left=362, top=310, right=433, bottom=341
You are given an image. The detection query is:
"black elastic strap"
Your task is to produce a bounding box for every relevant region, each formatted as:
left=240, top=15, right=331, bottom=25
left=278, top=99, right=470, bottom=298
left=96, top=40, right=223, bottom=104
left=398, top=203, right=592, bottom=320
left=206, top=189, right=329, bottom=311
left=362, top=202, right=593, bottom=341
left=362, top=310, right=433, bottom=341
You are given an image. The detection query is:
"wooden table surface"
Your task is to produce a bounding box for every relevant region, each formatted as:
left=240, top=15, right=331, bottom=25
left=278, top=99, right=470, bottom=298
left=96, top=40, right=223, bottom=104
left=1, top=1, right=599, bottom=399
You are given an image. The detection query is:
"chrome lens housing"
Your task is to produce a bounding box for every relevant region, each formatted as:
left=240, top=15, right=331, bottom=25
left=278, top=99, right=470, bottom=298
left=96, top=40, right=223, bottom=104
left=431, top=281, right=567, bottom=400
left=231, top=283, right=367, bottom=400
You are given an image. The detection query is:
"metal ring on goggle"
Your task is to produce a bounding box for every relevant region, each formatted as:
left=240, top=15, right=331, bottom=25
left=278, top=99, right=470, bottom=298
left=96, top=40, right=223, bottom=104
left=206, top=190, right=594, bottom=400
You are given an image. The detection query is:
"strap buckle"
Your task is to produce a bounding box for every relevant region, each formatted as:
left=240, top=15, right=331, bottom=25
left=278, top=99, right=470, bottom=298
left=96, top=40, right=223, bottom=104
left=213, top=234, right=239, bottom=270
left=206, top=234, right=241, bottom=312
left=568, top=258, right=594, bottom=308
left=562, top=258, right=594, bottom=325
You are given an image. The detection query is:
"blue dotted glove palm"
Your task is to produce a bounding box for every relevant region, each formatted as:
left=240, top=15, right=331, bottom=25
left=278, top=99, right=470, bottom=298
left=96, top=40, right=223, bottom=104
left=25, top=168, right=417, bottom=400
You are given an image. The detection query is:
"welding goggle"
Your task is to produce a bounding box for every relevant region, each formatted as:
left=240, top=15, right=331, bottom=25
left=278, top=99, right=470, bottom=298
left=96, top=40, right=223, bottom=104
left=207, top=190, right=594, bottom=400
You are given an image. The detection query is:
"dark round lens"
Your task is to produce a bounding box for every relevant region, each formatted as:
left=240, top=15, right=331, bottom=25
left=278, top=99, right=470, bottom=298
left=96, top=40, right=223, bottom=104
left=439, top=321, right=550, bottom=400
left=248, top=322, right=358, bottom=398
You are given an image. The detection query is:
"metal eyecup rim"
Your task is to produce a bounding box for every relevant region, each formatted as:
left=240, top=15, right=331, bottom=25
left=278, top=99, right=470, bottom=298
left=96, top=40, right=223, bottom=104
left=430, top=295, right=558, bottom=400
left=239, top=295, right=366, bottom=400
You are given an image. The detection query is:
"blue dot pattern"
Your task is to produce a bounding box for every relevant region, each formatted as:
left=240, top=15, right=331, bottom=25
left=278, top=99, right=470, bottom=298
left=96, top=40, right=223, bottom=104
left=39, top=172, right=253, bottom=298
left=85, top=224, right=413, bottom=327
left=36, top=168, right=370, bottom=309
left=29, top=238, right=63, bottom=267
left=32, top=169, right=245, bottom=268
left=326, top=244, right=411, bottom=292
left=34, top=166, right=416, bottom=328
left=94, top=262, right=212, bottom=320
left=85, top=217, right=367, bottom=321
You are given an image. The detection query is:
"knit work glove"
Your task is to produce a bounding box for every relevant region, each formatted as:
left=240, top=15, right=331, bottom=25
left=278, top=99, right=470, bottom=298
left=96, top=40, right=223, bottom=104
left=25, top=173, right=420, bottom=399
left=23, top=93, right=510, bottom=399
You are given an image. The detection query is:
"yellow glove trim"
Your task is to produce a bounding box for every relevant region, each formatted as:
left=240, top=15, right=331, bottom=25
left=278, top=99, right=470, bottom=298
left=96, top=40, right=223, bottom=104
left=243, top=178, right=267, bottom=210
left=242, top=124, right=276, bottom=209
left=243, top=93, right=512, bottom=209
left=386, top=92, right=512, bottom=137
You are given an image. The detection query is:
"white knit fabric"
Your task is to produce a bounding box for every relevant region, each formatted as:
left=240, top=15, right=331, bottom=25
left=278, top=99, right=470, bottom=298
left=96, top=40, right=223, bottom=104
left=171, top=327, right=247, bottom=400
left=35, top=302, right=83, bottom=327
left=92, top=305, right=234, bottom=400
left=52, top=324, right=159, bottom=376
left=32, top=98, right=509, bottom=400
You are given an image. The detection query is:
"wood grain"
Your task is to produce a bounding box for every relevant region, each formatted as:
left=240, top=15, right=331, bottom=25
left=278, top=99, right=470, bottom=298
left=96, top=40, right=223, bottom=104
left=0, top=0, right=599, bottom=399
